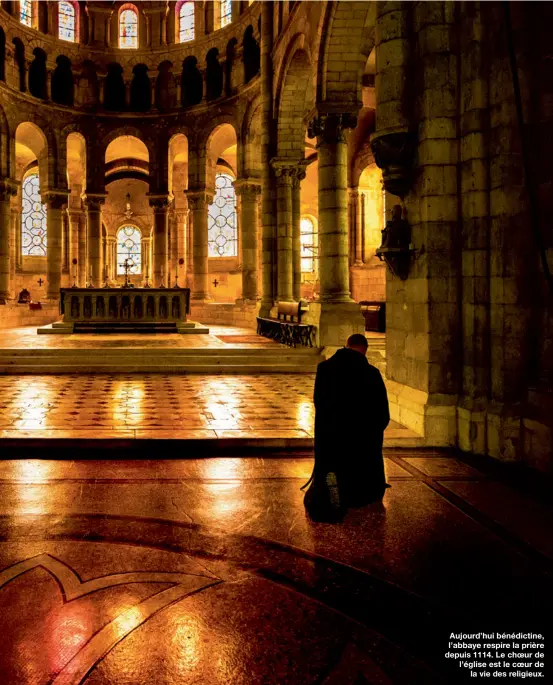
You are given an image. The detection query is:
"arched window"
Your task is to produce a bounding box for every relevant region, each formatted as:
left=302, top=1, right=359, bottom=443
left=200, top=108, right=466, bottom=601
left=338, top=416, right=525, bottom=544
left=117, top=226, right=142, bottom=274
left=58, top=1, right=77, bottom=42
left=208, top=173, right=237, bottom=257
left=300, top=216, right=318, bottom=273
left=178, top=1, right=195, bottom=43
left=119, top=5, right=138, bottom=49
left=21, top=173, right=47, bottom=256
left=220, top=0, right=232, bottom=28
left=20, top=0, right=32, bottom=27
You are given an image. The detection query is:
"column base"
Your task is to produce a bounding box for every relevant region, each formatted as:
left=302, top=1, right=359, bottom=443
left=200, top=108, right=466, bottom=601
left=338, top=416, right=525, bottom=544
left=302, top=301, right=365, bottom=349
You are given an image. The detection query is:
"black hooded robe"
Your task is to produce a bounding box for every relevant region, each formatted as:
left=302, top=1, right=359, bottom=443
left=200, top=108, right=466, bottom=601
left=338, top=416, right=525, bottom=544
left=313, top=347, right=390, bottom=506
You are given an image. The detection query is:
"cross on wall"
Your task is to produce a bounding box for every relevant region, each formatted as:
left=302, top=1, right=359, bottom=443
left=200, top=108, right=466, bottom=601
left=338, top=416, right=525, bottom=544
left=37, top=278, right=44, bottom=287
left=212, top=279, right=219, bottom=288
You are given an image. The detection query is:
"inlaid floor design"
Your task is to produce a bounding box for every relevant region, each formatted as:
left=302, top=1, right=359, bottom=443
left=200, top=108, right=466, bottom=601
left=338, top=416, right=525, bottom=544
left=0, top=374, right=416, bottom=443
left=0, top=452, right=550, bottom=684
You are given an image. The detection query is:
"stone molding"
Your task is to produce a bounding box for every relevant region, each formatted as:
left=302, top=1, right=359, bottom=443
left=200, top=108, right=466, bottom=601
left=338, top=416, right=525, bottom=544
left=308, top=113, right=358, bottom=145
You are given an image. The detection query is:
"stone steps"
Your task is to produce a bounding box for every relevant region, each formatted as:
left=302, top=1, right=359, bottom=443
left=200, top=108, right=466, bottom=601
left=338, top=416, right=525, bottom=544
left=0, top=347, right=323, bottom=374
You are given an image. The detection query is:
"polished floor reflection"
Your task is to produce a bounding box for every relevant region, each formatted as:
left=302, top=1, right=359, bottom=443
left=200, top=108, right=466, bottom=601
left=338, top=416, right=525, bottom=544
left=0, top=452, right=550, bottom=684
left=0, top=374, right=418, bottom=445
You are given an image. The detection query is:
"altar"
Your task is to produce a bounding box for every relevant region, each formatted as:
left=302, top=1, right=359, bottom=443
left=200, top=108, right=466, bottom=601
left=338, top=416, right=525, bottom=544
left=57, top=286, right=192, bottom=333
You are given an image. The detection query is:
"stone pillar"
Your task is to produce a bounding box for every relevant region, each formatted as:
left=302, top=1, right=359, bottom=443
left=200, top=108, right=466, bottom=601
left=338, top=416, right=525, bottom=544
left=0, top=180, right=17, bottom=304
left=348, top=188, right=363, bottom=265
left=169, top=210, right=178, bottom=285
left=105, top=236, right=116, bottom=282
left=77, top=212, right=87, bottom=287
left=43, top=190, right=69, bottom=300
left=83, top=194, right=106, bottom=288
left=260, top=0, right=275, bottom=315
left=148, top=195, right=170, bottom=287
left=186, top=190, right=212, bottom=300
left=271, top=161, right=296, bottom=302
left=309, top=114, right=356, bottom=303
left=141, top=235, right=152, bottom=284
left=67, top=210, right=82, bottom=286
left=234, top=179, right=261, bottom=302
left=176, top=208, right=187, bottom=286
left=292, top=170, right=304, bottom=302
left=9, top=205, right=17, bottom=299
left=186, top=206, right=194, bottom=290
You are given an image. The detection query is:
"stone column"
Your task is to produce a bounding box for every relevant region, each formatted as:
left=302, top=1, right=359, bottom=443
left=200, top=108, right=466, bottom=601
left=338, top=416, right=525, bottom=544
left=260, top=0, right=275, bottom=315
left=9, top=204, right=17, bottom=299
left=348, top=188, right=363, bottom=265
left=77, top=212, right=87, bottom=287
left=141, top=236, right=152, bottom=284
left=292, top=170, right=304, bottom=302
left=176, top=208, right=187, bottom=286
left=105, top=236, right=116, bottom=282
left=43, top=190, right=69, bottom=300
left=271, top=160, right=296, bottom=302
left=186, top=190, right=213, bottom=300
left=67, top=210, right=82, bottom=286
left=234, top=179, right=261, bottom=302
left=83, top=193, right=106, bottom=287
left=0, top=180, right=17, bottom=304
left=148, top=196, right=170, bottom=287
left=309, top=114, right=357, bottom=303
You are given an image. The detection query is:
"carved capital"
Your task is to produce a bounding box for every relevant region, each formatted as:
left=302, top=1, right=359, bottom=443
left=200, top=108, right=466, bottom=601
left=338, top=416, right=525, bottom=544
left=147, top=194, right=171, bottom=212
left=308, top=113, right=357, bottom=145
left=0, top=179, right=19, bottom=203
left=370, top=130, right=417, bottom=199
left=233, top=179, right=262, bottom=200
left=42, top=189, right=70, bottom=210
left=82, top=193, right=107, bottom=211
left=270, top=158, right=303, bottom=184
left=184, top=189, right=213, bottom=210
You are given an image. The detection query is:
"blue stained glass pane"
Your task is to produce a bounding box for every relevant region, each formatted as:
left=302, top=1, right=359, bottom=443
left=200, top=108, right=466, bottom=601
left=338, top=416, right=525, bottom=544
left=179, top=1, right=195, bottom=43
left=20, top=0, right=32, bottom=27
left=220, top=0, right=232, bottom=27
left=119, top=8, right=138, bottom=49
left=58, top=1, right=76, bottom=42
left=21, top=174, right=47, bottom=257
left=117, top=226, right=142, bottom=274
left=208, top=174, right=237, bottom=257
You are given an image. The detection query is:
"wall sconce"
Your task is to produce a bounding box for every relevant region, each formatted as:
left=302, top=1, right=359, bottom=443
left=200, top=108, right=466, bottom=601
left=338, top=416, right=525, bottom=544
left=376, top=204, right=415, bottom=280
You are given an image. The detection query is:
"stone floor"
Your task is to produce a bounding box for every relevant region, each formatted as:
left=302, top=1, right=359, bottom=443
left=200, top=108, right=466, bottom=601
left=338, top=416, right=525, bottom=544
left=0, top=451, right=550, bottom=684
left=0, top=372, right=418, bottom=446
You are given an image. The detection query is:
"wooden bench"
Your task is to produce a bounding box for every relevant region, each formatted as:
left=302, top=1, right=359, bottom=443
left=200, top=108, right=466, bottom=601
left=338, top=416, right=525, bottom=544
left=359, top=301, right=386, bottom=332
left=256, top=301, right=316, bottom=347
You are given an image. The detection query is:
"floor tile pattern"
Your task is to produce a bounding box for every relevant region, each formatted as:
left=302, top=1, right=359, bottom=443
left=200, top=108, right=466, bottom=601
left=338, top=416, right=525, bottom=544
left=0, top=374, right=415, bottom=443
left=0, top=452, right=550, bottom=684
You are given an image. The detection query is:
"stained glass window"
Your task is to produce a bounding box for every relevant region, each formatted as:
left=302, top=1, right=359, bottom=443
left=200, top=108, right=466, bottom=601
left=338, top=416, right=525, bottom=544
left=117, top=226, right=142, bottom=274
left=208, top=173, right=237, bottom=257
left=119, top=6, right=138, bottom=49
left=21, top=173, right=47, bottom=257
left=220, top=0, right=232, bottom=28
left=58, top=1, right=76, bottom=42
left=179, top=1, right=195, bottom=43
left=301, top=216, right=318, bottom=273
left=20, top=0, right=32, bottom=27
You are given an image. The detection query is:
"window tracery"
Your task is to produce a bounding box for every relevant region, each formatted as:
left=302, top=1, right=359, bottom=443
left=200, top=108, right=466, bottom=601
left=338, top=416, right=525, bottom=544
left=58, top=1, right=76, bottom=42
left=208, top=173, right=237, bottom=257
left=178, top=1, right=195, bottom=43
left=21, top=173, right=47, bottom=257
left=119, top=5, right=138, bottom=49
left=300, top=216, right=318, bottom=273
left=220, top=0, right=232, bottom=28
left=20, top=0, right=32, bottom=27
left=117, top=226, right=142, bottom=274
